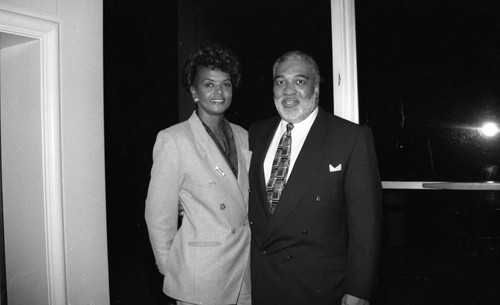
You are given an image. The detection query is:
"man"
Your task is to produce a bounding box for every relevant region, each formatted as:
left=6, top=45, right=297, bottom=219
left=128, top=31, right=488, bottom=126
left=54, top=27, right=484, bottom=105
left=248, top=51, right=382, bottom=305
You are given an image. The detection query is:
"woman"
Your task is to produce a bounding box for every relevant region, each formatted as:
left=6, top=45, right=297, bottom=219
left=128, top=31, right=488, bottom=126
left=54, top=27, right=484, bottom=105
left=145, top=44, right=252, bottom=305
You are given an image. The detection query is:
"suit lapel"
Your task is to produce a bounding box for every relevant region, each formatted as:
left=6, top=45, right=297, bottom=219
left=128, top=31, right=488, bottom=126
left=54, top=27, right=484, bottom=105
left=254, top=118, right=281, bottom=209
left=189, top=113, right=247, bottom=214
left=249, top=117, right=281, bottom=241
left=264, top=110, right=330, bottom=244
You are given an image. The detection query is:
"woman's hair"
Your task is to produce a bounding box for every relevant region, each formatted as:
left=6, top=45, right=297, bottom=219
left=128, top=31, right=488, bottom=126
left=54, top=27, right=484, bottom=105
left=182, top=44, right=242, bottom=91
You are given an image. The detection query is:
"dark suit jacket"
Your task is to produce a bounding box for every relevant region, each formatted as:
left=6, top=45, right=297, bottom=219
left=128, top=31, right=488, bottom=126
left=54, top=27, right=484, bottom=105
left=249, top=108, right=382, bottom=305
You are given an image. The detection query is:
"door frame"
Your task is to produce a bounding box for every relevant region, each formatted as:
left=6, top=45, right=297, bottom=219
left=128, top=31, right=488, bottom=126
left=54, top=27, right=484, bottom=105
left=0, top=9, right=67, bottom=304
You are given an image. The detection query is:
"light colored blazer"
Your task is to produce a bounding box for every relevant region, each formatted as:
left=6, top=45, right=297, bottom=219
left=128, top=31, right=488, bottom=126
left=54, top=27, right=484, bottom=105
left=145, top=112, right=252, bottom=305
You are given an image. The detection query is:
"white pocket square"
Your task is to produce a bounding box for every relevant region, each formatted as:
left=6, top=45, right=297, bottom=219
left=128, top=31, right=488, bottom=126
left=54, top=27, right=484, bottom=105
left=329, top=164, right=342, bottom=172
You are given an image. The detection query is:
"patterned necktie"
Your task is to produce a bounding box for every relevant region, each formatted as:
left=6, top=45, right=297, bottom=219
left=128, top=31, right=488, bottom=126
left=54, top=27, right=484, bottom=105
left=266, top=123, right=294, bottom=215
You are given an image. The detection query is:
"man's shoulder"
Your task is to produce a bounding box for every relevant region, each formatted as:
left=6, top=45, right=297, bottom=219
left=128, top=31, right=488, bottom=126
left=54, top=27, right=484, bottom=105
left=316, top=110, right=375, bottom=145
left=314, top=109, right=362, bottom=132
left=319, top=110, right=358, bottom=128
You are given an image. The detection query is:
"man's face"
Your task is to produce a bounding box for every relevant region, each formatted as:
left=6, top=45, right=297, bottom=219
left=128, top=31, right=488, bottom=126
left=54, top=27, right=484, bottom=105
left=273, top=57, right=319, bottom=123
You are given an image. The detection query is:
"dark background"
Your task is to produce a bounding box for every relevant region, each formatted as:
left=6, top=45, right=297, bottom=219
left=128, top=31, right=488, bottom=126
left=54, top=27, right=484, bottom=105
left=104, top=2, right=179, bottom=303
left=356, top=0, right=500, bottom=182
left=104, top=1, right=332, bottom=303
left=104, top=1, right=500, bottom=304
left=355, top=1, right=500, bottom=304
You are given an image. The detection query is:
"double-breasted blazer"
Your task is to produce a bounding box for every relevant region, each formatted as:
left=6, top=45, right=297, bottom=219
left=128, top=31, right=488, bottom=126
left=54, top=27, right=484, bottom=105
left=145, top=112, right=252, bottom=305
left=249, top=108, right=382, bottom=305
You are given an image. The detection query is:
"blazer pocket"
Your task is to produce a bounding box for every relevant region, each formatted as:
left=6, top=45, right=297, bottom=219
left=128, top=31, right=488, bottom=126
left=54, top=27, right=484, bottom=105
left=187, top=241, right=222, bottom=247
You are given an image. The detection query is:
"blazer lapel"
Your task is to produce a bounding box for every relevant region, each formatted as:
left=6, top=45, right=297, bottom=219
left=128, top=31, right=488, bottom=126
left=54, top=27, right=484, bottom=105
left=234, top=126, right=251, bottom=210
left=189, top=113, right=247, bottom=214
left=264, top=109, right=330, bottom=243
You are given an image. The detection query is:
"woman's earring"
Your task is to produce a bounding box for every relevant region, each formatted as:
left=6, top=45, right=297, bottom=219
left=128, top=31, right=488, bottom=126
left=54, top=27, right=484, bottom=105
left=194, top=98, right=199, bottom=102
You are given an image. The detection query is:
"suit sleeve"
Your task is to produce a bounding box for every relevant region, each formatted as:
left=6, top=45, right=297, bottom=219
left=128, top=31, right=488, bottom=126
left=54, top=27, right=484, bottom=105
left=144, top=131, right=181, bottom=275
left=344, top=126, right=383, bottom=299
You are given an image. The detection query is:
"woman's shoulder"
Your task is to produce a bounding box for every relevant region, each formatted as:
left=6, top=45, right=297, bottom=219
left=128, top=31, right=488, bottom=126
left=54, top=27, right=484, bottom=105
left=153, top=121, right=195, bottom=148
left=228, top=122, right=248, bottom=137
left=157, top=120, right=191, bottom=136
left=227, top=121, right=249, bottom=149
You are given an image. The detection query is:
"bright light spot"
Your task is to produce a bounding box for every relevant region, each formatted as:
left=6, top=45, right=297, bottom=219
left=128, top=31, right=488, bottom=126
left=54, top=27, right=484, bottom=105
left=479, top=122, right=500, bottom=137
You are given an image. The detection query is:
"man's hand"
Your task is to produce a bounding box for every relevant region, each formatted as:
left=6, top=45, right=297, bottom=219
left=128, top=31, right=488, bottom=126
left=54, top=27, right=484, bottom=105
left=341, top=294, right=369, bottom=305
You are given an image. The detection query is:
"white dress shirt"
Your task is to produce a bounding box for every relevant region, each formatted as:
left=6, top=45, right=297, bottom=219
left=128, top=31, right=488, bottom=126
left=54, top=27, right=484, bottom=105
left=264, top=107, right=319, bottom=183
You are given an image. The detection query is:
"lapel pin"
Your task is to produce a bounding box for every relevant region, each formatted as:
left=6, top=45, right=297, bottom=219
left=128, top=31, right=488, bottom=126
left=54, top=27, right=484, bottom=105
left=215, top=166, right=226, bottom=176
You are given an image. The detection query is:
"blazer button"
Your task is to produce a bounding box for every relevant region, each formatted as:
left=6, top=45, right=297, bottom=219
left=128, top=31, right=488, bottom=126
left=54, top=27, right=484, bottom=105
left=220, top=203, right=226, bottom=210
left=284, top=255, right=291, bottom=262
left=260, top=250, right=267, bottom=255
left=302, top=230, right=308, bottom=235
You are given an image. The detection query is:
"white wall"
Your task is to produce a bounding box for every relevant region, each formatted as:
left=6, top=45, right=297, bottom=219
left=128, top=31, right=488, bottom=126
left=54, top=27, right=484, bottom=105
left=0, top=0, right=108, bottom=304
left=58, top=1, right=108, bottom=304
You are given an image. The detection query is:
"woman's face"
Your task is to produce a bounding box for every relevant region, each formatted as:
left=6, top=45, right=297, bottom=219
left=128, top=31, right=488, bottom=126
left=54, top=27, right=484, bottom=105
left=190, top=66, right=233, bottom=118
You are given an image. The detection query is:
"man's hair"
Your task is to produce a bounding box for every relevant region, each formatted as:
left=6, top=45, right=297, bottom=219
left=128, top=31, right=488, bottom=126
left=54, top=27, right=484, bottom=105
left=272, top=50, right=320, bottom=86
left=182, top=44, right=242, bottom=91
